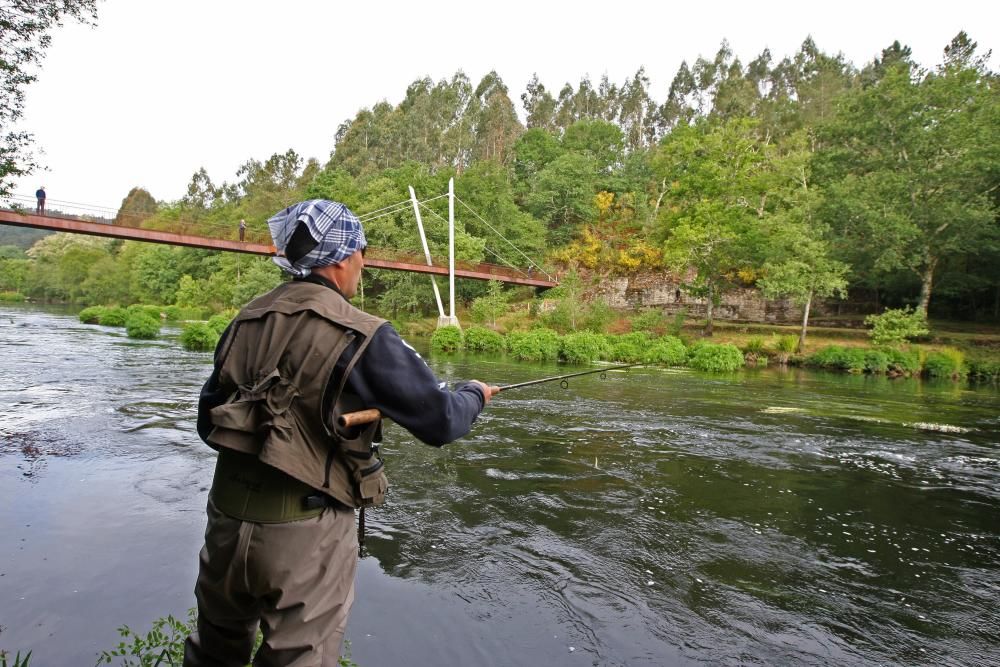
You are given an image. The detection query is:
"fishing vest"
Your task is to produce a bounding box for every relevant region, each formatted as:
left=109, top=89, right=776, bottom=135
left=205, top=280, right=389, bottom=510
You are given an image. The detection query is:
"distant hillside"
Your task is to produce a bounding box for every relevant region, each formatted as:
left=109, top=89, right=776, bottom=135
left=0, top=224, right=52, bottom=249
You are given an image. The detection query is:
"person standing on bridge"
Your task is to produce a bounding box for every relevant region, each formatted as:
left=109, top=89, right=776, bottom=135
left=35, top=186, right=45, bottom=215
left=185, top=199, right=498, bottom=667
left=238, top=218, right=246, bottom=242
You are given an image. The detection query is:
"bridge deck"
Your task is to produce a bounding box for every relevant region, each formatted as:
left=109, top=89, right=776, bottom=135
left=0, top=209, right=557, bottom=288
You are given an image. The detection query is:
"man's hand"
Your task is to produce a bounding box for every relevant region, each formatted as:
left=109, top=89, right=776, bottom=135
left=470, top=381, right=500, bottom=404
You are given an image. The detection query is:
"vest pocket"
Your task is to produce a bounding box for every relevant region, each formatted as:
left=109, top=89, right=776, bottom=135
left=336, top=421, right=389, bottom=507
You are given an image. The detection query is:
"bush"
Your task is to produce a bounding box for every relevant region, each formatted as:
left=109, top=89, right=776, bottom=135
left=126, top=304, right=164, bottom=321
left=604, top=332, right=651, bottom=362
left=179, top=322, right=220, bottom=352
left=125, top=313, right=160, bottom=339
left=806, top=345, right=867, bottom=373
left=560, top=331, right=608, bottom=364
left=743, top=335, right=767, bottom=365
left=865, top=307, right=929, bottom=346
left=879, top=347, right=920, bottom=375
left=666, top=308, right=688, bottom=337
left=207, top=313, right=234, bottom=336
left=968, top=356, right=1000, bottom=381
left=924, top=348, right=967, bottom=379
left=0, top=291, right=25, bottom=303
left=78, top=305, right=107, bottom=324
left=770, top=334, right=799, bottom=364
left=689, top=343, right=745, bottom=372
left=464, top=326, right=504, bottom=353
left=644, top=335, right=688, bottom=366
left=506, top=328, right=561, bottom=361
left=98, top=306, right=128, bottom=327
left=430, top=325, right=464, bottom=353
left=630, top=308, right=664, bottom=333
left=863, top=349, right=890, bottom=374
left=163, top=304, right=208, bottom=321
left=582, top=300, right=615, bottom=333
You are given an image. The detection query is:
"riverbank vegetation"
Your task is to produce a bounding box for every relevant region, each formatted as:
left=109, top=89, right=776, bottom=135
left=3, top=31, right=998, bottom=371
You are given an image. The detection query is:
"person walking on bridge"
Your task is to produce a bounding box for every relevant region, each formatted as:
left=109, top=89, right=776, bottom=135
left=238, top=218, right=247, bottom=242
left=184, top=199, right=498, bottom=667
left=35, top=186, right=45, bottom=215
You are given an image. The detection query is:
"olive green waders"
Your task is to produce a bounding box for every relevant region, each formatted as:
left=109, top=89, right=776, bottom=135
left=184, top=450, right=357, bottom=667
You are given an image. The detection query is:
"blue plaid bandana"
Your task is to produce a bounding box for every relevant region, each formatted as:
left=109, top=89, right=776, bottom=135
left=267, top=200, right=367, bottom=277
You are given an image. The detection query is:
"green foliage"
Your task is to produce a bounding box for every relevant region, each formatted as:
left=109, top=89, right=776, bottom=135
left=464, top=326, right=504, bottom=353
left=666, top=308, right=687, bottom=337
left=644, top=335, right=688, bottom=365
left=0, top=291, right=25, bottom=302
left=924, top=348, right=967, bottom=379
left=967, top=356, right=1000, bottom=382
left=884, top=347, right=922, bottom=375
left=559, top=331, right=608, bottom=364
left=163, top=305, right=207, bottom=321
left=96, top=608, right=195, bottom=666
left=179, top=322, right=220, bottom=352
left=688, top=343, right=745, bottom=372
left=865, top=307, right=930, bottom=346
left=126, top=304, right=163, bottom=320
left=98, top=307, right=128, bottom=327
left=207, top=313, right=234, bottom=336
left=631, top=308, right=665, bottom=333
left=806, top=345, right=867, bottom=373
left=470, top=280, right=507, bottom=327
left=430, top=325, right=464, bottom=353
left=78, top=306, right=107, bottom=323
left=125, top=313, right=160, bottom=340
left=603, top=332, right=651, bottom=362
left=582, top=300, right=615, bottom=333
left=0, top=650, right=31, bottom=667
left=505, top=328, right=561, bottom=361
left=863, top=349, right=890, bottom=374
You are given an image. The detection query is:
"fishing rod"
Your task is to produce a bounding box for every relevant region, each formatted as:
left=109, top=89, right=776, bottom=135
left=337, top=363, right=643, bottom=428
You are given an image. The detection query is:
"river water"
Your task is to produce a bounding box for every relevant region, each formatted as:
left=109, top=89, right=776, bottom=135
left=1, top=305, right=998, bottom=666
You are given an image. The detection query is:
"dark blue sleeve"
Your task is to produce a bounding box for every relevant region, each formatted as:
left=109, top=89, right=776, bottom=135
left=345, top=325, right=486, bottom=447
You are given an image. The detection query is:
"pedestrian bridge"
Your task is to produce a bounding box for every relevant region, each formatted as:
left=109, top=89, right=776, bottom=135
left=0, top=195, right=557, bottom=289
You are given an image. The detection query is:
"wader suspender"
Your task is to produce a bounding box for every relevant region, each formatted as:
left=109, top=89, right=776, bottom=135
left=321, top=327, right=381, bottom=556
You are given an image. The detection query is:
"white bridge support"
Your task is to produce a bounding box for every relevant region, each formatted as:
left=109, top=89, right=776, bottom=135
left=408, top=186, right=446, bottom=320
left=440, top=178, right=460, bottom=328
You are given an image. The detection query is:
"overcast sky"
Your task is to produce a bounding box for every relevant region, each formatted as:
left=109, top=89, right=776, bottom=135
left=11, top=0, right=998, bottom=213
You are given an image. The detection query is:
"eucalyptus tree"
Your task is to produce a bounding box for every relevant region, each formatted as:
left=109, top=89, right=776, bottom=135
left=469, top=72, right=523, bottom=165
left=521, top=74, right=558, bottom=131
left=816, top=32, right=999, bottom=318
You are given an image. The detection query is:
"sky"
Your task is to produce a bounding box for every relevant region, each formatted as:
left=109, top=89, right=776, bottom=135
left=10, top=0, right=999, bottom=214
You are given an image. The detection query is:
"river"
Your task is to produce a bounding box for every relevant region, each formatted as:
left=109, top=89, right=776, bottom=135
left=1, top=305, right=998, bottom=666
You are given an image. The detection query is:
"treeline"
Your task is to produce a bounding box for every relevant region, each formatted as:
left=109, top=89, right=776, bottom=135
left=0, top=33, right=997, bottom=327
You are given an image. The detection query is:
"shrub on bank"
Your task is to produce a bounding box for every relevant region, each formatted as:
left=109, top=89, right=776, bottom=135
left=506, top=328, right=560, bottom=361
left=560, top=331, right=608, bottom=364
left=771, top=334, right=799, bottom=364
left=924, top=348, right=967, bottom=379
left=430, top=325, right=463, bottom=353
left=126, top=304, right=164, bottom=321
left=644, top=335, right=688, bottom=365
left=207, top=313, right=234, bottom=336
left=180, top=322, right=220, bottom=352
left=806, top=345, right=866, bottom=373
left=98, top=306, right=128, bottom=327
left=163, top=304, right=209, bottom=321
left=866, top=307, right=929, bottom=346
left=884, top=347, right=922, bottom=375
left=464, top=326, right=504, bottom=353
left=125, top=313, right=160, bottom=339
left=689, top=343, right=744, bottom=372
left=863, top=349, right=890, bottom=374
left=0, top=291, right=25, bottom=303
left=78, top=305, right=107, bottom=323
left=968, top=356, right=1000, bottom=382
left=604, top=332, right=651, bottom=362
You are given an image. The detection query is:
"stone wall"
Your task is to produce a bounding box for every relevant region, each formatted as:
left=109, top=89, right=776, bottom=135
left=581, top=272, right=803, bottom=323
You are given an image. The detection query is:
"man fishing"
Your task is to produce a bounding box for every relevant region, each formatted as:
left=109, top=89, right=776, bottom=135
left=184, top=199, right=498, bottom=667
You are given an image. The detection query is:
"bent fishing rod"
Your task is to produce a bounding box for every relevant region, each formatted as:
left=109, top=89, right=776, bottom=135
left=338, top=363, right=644, bottom=428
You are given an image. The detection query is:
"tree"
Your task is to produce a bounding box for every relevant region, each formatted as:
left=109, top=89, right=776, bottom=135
left=521, top=74, right=558, bottom=131
left=654, top=119, right=770, bottom=335
left=114, top=187, right=158, bottom=226
left=0, top=0, right=98, bottom=194
left=816, top=33, right=999, bottom=318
